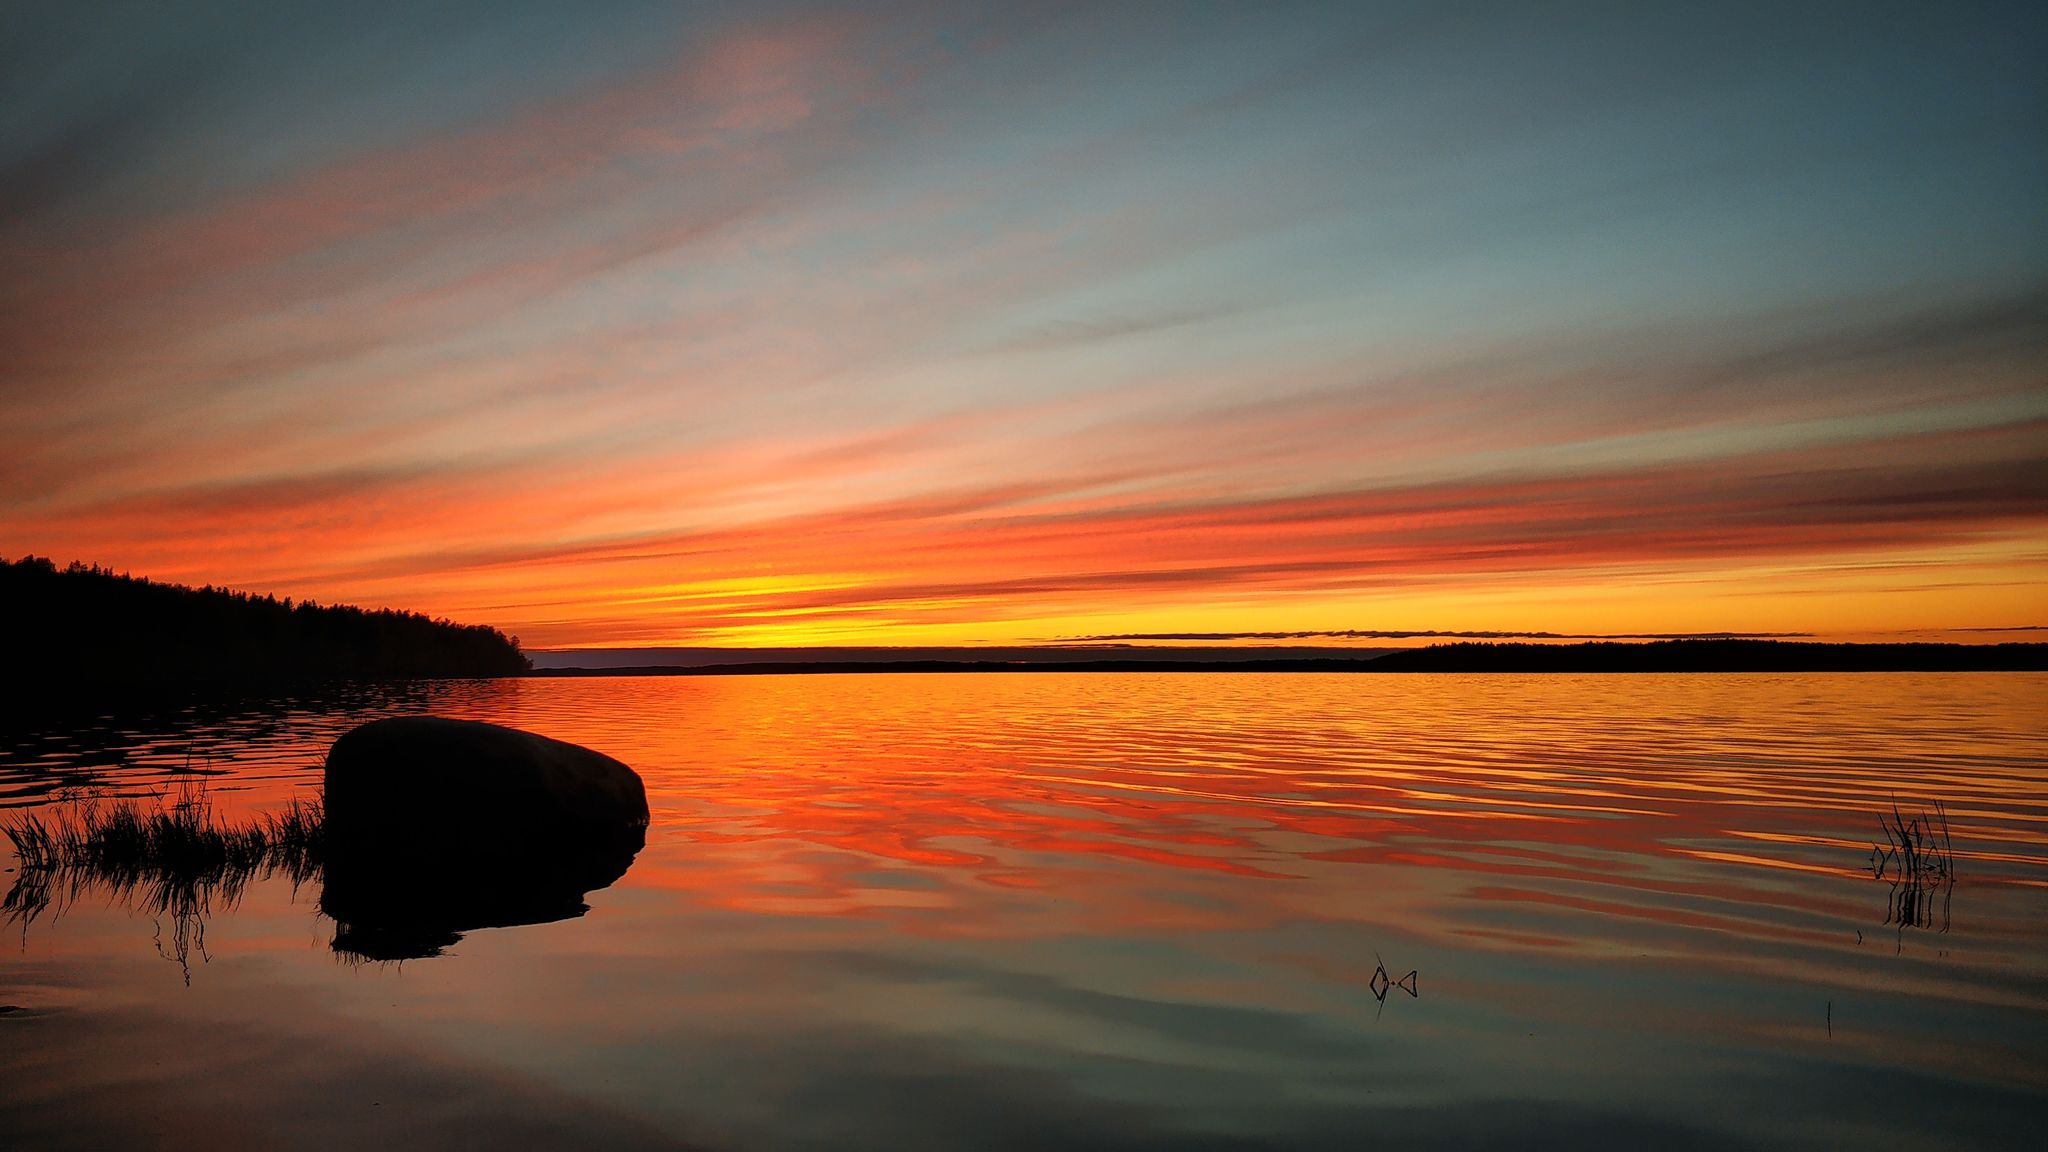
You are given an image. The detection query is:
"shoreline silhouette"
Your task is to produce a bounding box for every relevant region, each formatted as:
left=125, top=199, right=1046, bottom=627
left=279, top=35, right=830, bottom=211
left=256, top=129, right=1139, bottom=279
left=9, top=557, right=2041, bottom=693
left=534, top=639, right=2048, bottom=676
left=5, top=555, right=529, bottom=691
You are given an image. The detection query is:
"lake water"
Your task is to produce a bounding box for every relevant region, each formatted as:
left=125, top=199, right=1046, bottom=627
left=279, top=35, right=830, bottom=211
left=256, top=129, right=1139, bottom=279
left=2, top=673, right=2044, bottom=1151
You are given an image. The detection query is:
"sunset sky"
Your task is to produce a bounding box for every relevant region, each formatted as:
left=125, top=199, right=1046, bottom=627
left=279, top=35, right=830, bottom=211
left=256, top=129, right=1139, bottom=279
left=3, top=1, right=2043, bottom=649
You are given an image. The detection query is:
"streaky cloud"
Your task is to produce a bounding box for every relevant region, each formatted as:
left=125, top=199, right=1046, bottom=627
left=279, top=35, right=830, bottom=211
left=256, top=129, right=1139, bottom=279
left=0, top=2, right=2042, bottom=645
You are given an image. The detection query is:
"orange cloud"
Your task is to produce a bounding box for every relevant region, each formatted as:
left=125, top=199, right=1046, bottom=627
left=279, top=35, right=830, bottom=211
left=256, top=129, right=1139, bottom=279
left=3, top=8, right=2043, bottom=647
left=12, top=404, right=2036, bottom=647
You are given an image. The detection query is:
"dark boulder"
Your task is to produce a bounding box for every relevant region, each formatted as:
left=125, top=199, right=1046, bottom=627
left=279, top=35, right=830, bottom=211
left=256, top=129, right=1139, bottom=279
left=321, top=716, right=649, bottom=960
left=326, top=716, right=648, bottom=838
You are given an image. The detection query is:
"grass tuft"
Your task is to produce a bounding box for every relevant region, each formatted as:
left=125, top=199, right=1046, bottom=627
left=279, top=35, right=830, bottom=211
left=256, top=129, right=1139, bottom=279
left=3, top=784, right=324, bottom=981
left=1870, top=797, right=1955, bottom=937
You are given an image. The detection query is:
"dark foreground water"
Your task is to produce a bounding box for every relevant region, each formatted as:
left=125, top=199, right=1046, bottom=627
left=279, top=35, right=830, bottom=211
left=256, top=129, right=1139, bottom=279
left=2, top=673, right=2044, bottom=1151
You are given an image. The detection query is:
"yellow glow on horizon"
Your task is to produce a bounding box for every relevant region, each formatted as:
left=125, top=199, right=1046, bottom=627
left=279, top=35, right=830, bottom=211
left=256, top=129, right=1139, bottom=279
left=478, top=538, right=2045, bottom=650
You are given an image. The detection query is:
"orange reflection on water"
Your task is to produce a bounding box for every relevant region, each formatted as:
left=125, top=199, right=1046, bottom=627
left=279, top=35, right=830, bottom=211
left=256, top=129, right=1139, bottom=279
left=5, top=672, right=2042, bottom=962
left=411, top=672, right=2048, bottom=964
left=6, top=671, right=2047, bottom=1152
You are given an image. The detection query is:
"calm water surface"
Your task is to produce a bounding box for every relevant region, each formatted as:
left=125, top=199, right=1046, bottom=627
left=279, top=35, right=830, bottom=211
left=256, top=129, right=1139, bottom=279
left=2, top=673, right=2044, bottom=1151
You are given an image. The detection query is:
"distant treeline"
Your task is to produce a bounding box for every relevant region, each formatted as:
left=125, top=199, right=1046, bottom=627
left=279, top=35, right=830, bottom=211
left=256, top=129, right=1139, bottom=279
left=1367, top=639, right=2047, bottom=672
left=533, top=639, right=2048, bottom=676
left=3, top=555, right=530, bottom=688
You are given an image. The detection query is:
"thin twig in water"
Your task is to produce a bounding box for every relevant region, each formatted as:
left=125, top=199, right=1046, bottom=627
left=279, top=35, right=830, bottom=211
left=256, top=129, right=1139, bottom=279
left=1871, top=796, right=1956, bottom=944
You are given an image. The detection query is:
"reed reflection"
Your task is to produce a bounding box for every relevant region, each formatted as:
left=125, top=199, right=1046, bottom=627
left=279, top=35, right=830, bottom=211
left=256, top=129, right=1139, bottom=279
left=1872, top=801, right=1956, bottom=945
left=2, top=781, right=642, bottom=969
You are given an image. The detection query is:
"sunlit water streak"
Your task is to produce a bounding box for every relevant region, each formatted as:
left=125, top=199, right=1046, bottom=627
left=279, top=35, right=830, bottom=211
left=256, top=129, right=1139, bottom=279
left=2, top=673, right=2044, bottom=1150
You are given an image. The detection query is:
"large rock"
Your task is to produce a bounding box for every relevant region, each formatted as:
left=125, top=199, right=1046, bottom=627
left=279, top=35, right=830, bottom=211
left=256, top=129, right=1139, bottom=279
left=321, top=716, right=649, bottom=961
left=326, top=716, right=648, bottom=839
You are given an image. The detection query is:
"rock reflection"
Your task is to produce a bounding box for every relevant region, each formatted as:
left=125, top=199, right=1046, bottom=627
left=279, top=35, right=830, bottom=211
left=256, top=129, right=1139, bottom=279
left=321, top=817, right=642, bottom=962
left=2, top=784, right=642, bottom=970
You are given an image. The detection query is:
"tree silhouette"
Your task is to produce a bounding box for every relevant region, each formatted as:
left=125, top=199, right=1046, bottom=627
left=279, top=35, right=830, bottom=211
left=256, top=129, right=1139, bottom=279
left=3, top=555, right=530, bottom=687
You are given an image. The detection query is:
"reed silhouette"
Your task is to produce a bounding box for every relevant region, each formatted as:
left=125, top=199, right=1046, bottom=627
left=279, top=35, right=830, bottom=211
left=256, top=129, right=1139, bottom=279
left=1870, top=799, right=1955, bottom=945
left=3, top=783, right=640, bottom=969
left=1369, top=952, right=1418, bottom=1021
left=4, top=784, right=322, bottom=980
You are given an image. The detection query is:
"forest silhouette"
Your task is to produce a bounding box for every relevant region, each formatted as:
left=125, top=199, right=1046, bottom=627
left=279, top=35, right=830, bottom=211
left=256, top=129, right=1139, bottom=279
left=1366, top=639, right=2047, bottom=672
left=3, top=555, right=528, bottom=689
